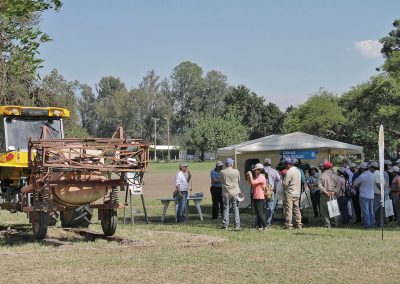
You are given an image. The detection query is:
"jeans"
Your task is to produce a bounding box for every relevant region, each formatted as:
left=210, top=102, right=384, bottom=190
left=254, top=199, right=267, bottom=228
left=359, top=196, right=374, bottom=228
left=210, top=186, right=223, bottom=219
left=373, top=193, right=382, bottom=226
left=392, top=196, right=400, bottom=225
left=222, top=195, right=240, bottom=228
left=337, top=196, right=350, bottom=225
left=310, top=190, right=321, bottom=217
left=352, top=191, right=362, bottom=223
left=264, top=191, right=275, bottom=226
left=176, top=191, right=188, bottom=223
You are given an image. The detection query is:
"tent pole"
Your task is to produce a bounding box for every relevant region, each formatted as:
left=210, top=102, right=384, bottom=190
left=234, top=150, right=237, bottom=169
left=381, top=199, right=384, bottom=241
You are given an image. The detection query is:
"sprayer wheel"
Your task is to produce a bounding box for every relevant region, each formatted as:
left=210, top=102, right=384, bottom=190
left=32, top=211, right=49, bottom=240
left=101, top=209, right=117, bottom=236
left=60, top=205, right=93, bottom=228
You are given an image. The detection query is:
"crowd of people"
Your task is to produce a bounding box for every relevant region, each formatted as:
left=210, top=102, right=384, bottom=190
left=173, top=157, right=400, bottom=230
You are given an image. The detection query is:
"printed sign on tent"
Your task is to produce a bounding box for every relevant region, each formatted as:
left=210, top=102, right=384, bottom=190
left=281, top=149, right=318, bottom=160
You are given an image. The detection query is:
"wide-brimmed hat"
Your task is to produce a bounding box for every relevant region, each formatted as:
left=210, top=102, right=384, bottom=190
left=389, top=166, right=399, bottom=173
left=216, top=160, right=224, bottom=167
left=358, top=162, right=369, bottom=169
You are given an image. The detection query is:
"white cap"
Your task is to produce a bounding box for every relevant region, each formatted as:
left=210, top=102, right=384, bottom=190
left=252, top=163, right=264, bottom=170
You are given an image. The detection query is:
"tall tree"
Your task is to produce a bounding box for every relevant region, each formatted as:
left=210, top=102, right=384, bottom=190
left=77, top=84, right=97, bottom=135
left=41, top=69, right=87, bottom=137
left=170, top=61, right=203, bottom=134
left=380, top=19, right=400, bottom=77
left=201, top=70, right=228, bottom=117
left=224, top=85, right=284, bottom=139
left=96, top=76, right=126, bottom=101
left=284, top=90, right=347, bottom=139
left=133, top=70, right=173, bottom=141
left=340, top=76, right=400, bottom=157
left=380, top=19, right=400, bottom=57
left=0, top=0, right=62, bottom=103
left=96, top=88, right=134, bottom=137
left=186, top=114, right=247, bottom=160
left=263, top=102, right=286, bottom=135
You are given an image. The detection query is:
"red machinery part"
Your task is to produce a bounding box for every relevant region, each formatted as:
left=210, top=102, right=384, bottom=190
left=6, top=153, right=14, bottom=161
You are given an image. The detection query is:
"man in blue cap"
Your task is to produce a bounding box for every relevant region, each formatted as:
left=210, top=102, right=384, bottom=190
left=210, top=161, right=224, bottom=219
left=220, top=158, right=241, bottom=230
left=282, top=157, right=302, bottom=229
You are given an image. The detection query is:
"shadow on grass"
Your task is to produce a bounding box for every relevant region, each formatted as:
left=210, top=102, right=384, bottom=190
left=117, top=203, right=400, bottom=234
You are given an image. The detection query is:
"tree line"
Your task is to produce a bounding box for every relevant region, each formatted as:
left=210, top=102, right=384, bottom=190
left=285, top=19, right=400, bottom=158
left=0, top=1, right=399, bottom=159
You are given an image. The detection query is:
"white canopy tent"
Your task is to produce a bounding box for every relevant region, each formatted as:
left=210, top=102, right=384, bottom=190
left=217, top=132, right=363, bottom=208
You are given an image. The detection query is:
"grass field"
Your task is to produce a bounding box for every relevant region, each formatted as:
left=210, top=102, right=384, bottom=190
left=0, top=163, right=399, bottom=283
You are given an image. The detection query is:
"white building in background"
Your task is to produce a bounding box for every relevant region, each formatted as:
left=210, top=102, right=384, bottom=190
left=149, top=145, right=216, bottom=161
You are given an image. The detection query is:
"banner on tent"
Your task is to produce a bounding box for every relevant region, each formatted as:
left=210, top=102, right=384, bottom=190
left=281, top=149, right=318, bottom=160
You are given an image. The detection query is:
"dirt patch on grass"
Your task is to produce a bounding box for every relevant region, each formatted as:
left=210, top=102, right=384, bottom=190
left=145, top=230, right=226, bottom=247
left=143, top=171, right=211, bottom=198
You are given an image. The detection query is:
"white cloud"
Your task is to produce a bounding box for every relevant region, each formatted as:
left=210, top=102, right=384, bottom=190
left=352, top=40, right=383, bottom=58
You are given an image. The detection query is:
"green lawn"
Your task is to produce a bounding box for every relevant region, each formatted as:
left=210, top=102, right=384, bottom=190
left=149, top=160, right=215, bottom=172
left=0, top=196, right=399, bottom=283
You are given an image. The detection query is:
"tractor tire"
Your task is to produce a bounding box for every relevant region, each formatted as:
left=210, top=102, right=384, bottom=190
left=32, top=211, right=49, bottom=240
left=60, top=205, right=93, bottom=228
left=101, top=209, right=117, bottom=236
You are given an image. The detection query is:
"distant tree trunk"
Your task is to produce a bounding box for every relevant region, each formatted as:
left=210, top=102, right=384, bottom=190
left=200, top=150, right=205, bottom=161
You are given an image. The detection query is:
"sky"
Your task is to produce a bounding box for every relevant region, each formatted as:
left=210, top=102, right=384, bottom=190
left=38, top=0, right=400, bottom=109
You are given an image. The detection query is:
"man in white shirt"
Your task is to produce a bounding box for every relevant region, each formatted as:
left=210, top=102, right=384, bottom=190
left=175, top=162, right=191, bottom=223
left=263, top=158, right=281, bottom=227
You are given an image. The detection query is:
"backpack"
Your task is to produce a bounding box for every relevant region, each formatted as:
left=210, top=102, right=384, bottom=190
left=262, top=183, right=273, bottom=200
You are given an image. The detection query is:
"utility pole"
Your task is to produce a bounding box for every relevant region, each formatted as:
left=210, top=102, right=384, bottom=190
left=152, top=118, right=159, bottom=162
left=165, top=117, right=170, bottom=162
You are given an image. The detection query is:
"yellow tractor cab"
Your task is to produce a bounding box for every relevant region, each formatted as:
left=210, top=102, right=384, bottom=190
left=0, top=105, right=69, bottom=212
